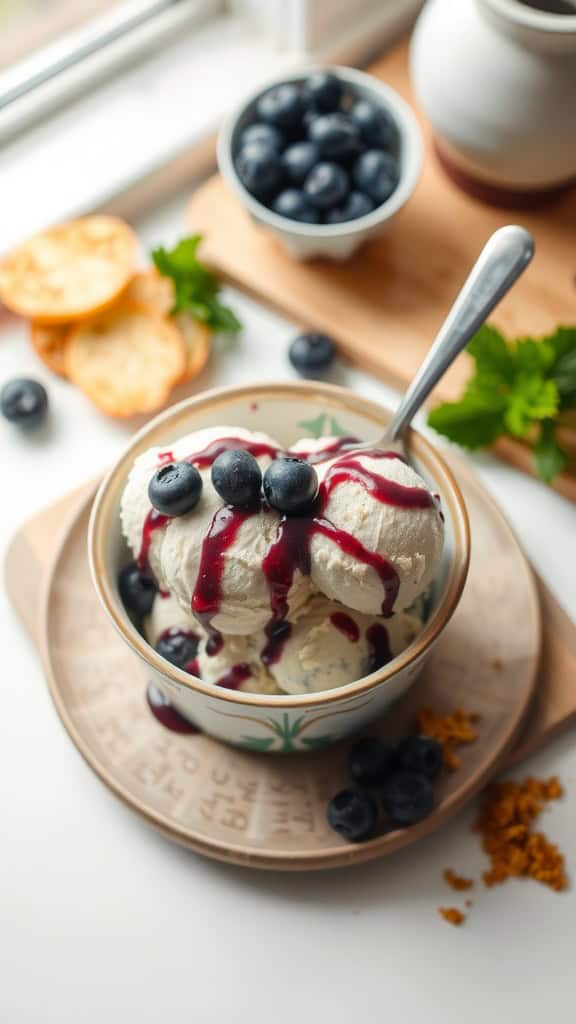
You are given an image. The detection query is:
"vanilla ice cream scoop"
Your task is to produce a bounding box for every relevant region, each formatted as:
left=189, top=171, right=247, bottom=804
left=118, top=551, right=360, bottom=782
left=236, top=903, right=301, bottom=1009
left=269, top=594, right=422, bottom=694
left=196, top=631, right=281, bottom=695
left=290, top=439, right=444, bottom=616
left=121, top=426, right=313, bottom=635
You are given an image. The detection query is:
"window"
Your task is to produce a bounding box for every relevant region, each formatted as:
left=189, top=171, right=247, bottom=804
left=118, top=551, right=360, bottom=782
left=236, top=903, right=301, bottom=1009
left=0, top=0, right=220, bottom=138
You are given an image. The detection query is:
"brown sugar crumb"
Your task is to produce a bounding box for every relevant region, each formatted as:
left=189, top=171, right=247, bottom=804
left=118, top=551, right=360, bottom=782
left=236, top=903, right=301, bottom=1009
left=443, top=868, right=474, bottom=891
left=416, top=707, right=479, bottom=771
left=474, top=776, right=567, bottom=892
left=438, top=907, right=465, bottom=927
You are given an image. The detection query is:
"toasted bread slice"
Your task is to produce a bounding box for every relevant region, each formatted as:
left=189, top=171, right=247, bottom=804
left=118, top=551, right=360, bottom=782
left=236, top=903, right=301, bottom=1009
left=124, top=269, right=173, bottom=314
left=29, top=321, right=70, bottom=377
left=125, top=270, right=211, bottom=381
left=65, top=301, right=186, bottom=417
left=0, top=216, right=135, bottom=323
left=174, top=313, right=211, bottom=380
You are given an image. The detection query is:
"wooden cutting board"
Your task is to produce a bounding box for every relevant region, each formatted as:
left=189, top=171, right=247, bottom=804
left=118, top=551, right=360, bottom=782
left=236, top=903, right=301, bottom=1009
left=187, top=40, right=576, bottom=502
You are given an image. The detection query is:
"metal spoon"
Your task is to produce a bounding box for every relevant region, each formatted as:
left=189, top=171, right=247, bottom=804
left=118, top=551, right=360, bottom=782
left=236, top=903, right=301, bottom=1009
left=355, top=224, right=534, bottom=455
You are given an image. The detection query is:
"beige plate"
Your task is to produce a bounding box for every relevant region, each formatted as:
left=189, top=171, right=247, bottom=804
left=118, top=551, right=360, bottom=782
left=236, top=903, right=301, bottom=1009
left=10, top=461, right=576, bottom=869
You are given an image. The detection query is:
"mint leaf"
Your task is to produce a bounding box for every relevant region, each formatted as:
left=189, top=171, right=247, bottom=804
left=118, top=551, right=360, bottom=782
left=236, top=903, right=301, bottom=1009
left=152, top=235, right=242, bottom=334
left=467, top=325, right=515, bottom=383
left=552, top=348, right=576, bottom=407
left=533, top=420, right=568, bottom=484
left=427, top=393, right=507, bottom=449
left=503, top=376, right=558, bottom=437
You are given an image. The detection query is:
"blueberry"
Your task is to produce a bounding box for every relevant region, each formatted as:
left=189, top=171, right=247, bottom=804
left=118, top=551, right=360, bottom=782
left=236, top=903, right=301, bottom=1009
left=236, top=142, right=284, bottom=198
left=282, top=141, right=319, bottom=186
left=1, top=377, right=48, bottom=429
left=324, top=190, right=374, bottom=223
left=211, top=448, right=262, bottom=506
left=327, top=788, right=378, bottom=842
left=272, top=189, right=319, bottom=223
left=381, top=771, right=435, bottom=826
left=395, top=735, right=443, bottom=780
left=118, top=562, right=157, bottom=617
left=303, top=162, right=349, bottom=210
left=349, top=737, right=395, bottom=787
left=353, top=149, right=399, bottom=204
left=288, top=332, right=335, bottom=378
left=308, top=113, right=360, bottom=161
left=349, top=100, right=399, bottom=149
left=257, top=83, right=304, bottom=130
left=148, top=462, right=203, bottom=517
left=156, top=628, right=198, bottom=669
left=239, top=122, right=284, bottom=153
left=304, top=71, right=343, bottom=113
left=263, top=457, right=318, bottom=515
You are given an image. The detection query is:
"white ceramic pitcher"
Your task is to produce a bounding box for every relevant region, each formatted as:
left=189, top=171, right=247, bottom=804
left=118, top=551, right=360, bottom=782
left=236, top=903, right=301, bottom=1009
left=410, top=0, right=576, bottom=201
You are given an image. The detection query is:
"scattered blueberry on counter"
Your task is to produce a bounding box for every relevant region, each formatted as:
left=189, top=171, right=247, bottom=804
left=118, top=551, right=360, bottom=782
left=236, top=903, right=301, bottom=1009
left=327, top=788, right=379, bottom=842
left=327, top=734, right=442, bottom=842
left=148, top=462, right=203, bottom=516
left=233, top=70, right=400, bottom=225
left=349, top=736, right=395, bottom=787
left=0, top=377, right=48, bottom=430
left=288, top=331, right=336, bottom=378
left=395, top=734, right=443, bottom=780
left=118, top=562, right=157, bottom=617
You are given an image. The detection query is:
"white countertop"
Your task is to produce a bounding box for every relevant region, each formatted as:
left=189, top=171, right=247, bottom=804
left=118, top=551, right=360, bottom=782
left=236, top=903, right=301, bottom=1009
left=1, top=192, right=575, bottom=1024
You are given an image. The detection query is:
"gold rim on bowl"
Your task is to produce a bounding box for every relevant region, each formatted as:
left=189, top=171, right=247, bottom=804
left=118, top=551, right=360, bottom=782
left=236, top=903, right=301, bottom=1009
left=88, top=381, right=470, bottom=709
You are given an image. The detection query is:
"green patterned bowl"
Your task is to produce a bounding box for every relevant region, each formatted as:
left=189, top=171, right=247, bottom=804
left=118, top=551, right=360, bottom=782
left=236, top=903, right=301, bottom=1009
left=88, top=382, right=469, bottom=752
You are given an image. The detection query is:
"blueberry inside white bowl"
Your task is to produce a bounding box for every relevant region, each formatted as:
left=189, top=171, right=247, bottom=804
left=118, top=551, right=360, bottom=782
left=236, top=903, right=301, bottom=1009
left=217, top=67, right=423, bottom=260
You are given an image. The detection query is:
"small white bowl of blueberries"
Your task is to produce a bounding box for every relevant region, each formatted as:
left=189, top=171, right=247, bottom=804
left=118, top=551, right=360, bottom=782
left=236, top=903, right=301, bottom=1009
left=218, top=66, right=423, bottom=261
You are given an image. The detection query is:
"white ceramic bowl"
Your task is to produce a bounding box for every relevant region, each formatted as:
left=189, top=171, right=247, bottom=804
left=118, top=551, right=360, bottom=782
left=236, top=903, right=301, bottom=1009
left=217, top=67, right=423, bottom=261
left=88, top=382, right=469, bottom=753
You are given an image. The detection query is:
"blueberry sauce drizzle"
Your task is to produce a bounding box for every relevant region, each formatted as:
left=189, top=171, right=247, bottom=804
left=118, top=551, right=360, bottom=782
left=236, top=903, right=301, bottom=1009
left=330, top=611, right=360, bottom=643
left=216, top=662, right=252, bottom=690
left=366, top=623, right=392, bottom=673
left=146, top=683, right=199, bottom=734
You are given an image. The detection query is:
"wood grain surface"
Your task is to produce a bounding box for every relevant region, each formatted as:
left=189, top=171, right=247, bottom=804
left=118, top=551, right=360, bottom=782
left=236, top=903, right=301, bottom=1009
left=187, top=40, right=576, bottom=501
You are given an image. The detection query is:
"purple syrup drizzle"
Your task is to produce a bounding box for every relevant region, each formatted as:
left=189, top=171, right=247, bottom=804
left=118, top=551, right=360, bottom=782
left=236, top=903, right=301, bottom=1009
left=216, top=662, right=252, bottom=690
left=146, top=683, right=199, bottom=734
left=137, top=509, right=170, bottom=570
left=366, top=623, right=392, bottom=674
left=261, top=620, right=292, bottom=667
left=330, top=611, right=360, bottom=642
left=192, top=506, right=253, bottom=634
left=205, top=632, right=224, bottom=657
left=158, top=435, right=280, bottom=470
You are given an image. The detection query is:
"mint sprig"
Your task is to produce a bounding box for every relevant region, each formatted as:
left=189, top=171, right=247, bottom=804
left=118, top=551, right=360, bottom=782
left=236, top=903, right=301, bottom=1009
left=152, top=235, right=242, bottom=334
left=428, top=325, right=576, bottom=484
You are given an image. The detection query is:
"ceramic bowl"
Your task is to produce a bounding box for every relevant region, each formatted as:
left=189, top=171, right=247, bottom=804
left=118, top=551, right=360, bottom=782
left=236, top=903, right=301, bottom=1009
left=88, top=382, right=469, bottom=753
left=217, top=66, right=423, bottom=261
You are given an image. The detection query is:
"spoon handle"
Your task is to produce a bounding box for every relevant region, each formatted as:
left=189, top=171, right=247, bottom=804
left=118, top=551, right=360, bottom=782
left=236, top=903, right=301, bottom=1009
left=384, top=225, right=534, bottom=443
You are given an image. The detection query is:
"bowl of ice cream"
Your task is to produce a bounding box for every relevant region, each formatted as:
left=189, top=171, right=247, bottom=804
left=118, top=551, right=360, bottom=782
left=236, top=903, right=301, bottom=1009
left=88, top=382, right=469, bottom=752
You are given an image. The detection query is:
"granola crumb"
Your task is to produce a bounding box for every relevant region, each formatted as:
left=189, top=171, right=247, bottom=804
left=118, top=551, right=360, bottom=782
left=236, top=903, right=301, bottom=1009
left=416, top=707, right=479, bottom=771
left=443, top=868, right=474, bottom=891
left=438, top=907, right=465, bottom=926
left=474, top=776, right=567, bottom=891
left=465, top=899, right=473, bottom=908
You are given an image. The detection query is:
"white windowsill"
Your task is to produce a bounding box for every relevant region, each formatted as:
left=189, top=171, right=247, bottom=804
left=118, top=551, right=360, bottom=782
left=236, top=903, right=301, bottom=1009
left=0, top=3, right=421, bottom=252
